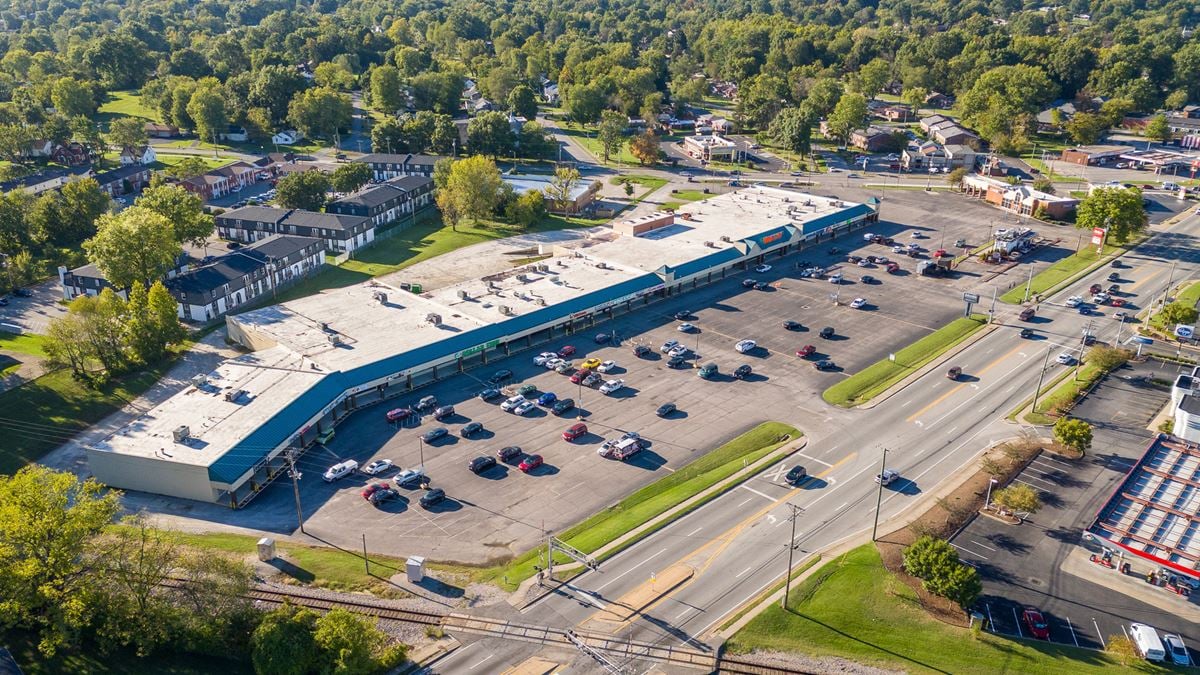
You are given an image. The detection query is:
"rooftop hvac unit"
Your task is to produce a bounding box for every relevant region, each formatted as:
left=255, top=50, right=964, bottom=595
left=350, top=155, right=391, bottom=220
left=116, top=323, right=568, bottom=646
left=498, top=305, right=514, bottom=316
left=595, top=262, right=608, bottom=269
left=719, top=236, right=732, bottom=243
left=457, top=289, right=470, bottom=300
left=536, top=298, right=546, bottom=306
left=557, top=260, right=567, bottom=267
left=191, top=374, right=208, bottom=388
left=516, top=274, right=527, bottom=282
left=328, top=334, right=342, bottom=346
left=224, top=388, right=245, bottom=402
left=704, top=241, right=716, bottom=248
left=172, top=425, right=191, bottom=443
left=425, top=313, right=442, bottom=326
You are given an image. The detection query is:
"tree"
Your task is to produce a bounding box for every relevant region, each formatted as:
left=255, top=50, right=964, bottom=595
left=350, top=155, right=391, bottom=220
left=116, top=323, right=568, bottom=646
left=251, top=604, right=319, bottom=675
left=107, top=116, right=148, bottom=151
left=1076, top=187, right=1147, bottom=244
left=629, top=131, right=660, bottom=166
left=1053, top=417, right=1093, bottom=453
left=331, top=163, right=372, bottom=194
left=1145, top=115, right=1172, bottom=143
left=901, top=86, right=928, bottom=112
left=52, top=178, right=110, bottom=247
left=1064, top=112, right=1108, bottom=145
left=1032, top=176, right=1055, bottom=194
left=249, top=65, right=309, bottom=124
left=597, top=110, right=627, bottom=163
left=768, top=107, right=814, bottom=158
left=82, top=33, right=154, bottom=89
left=736, top=74, right=789, bottom=130
left=1086, top=344, right=1129, bottom=372
left=313, top=609, right=406, bottom=674
left=924, top=562, right=982, bottom=609
left=826, top=93, right=869, bottom=147
left=276, top=171, right=331, bottom=211
left=466, top=111, right=515, bottom=157
left=84, top=208, right=181, bottom=290
left=186, top=88, right=227, bottom=144
left=991, top=484, right=1042, bottom=517
left=508, top=84, right=538, bottom=120
left=1160, top=301, right=1199, bottom=327
left=50, top=78, right=96, bottom=118
left=314, top=62, right=355, bottom=91
left=440, top=155, right=504, bottom=227
left=902, top=535, right=960, bottom=581
left=505, top=190, right=545, bottom=228
left=371, top=118, right=406, bottom=154
left=432, top=157, right=454, bottom=191
left=1165, top=90, right=1189, bottom=111
left=516, top=122, right=555, bottom=160
left=0, top=466, right=121, bottom=655
left=959, top=65, right=1056, bottom=141
left=408, top=72, right=464, bottom=115
left=565, top=82, right=605, bottom=124
left=288, top=87, right=352, bottom=141
left=805, top=78, right=844, bottom=118
left=369, top=65, right=404, bottom=113
left=545, top=166, right=582, bottom=215
left=623, top=182, right=635, bottom=197
left=44, top=311, right=93, bottom=379
left=1106, top=635, right=1140, bottom=666
left=134, top=184, right=213, bottom=246
left=852, top=59, right=891, bottom=99
left=91, top=515, right=180, bottom=655
left=243, top=107, right=275, bottom=146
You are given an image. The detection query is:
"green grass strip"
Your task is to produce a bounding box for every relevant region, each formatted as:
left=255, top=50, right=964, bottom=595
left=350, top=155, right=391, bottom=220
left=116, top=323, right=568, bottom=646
left=1149, top=280, right=1200, bottom=331
left=823, top=315, right=989, bottom=407
left=999, top=241, right=1128, bottom=305
left=0, top=331, right=49, bottom=358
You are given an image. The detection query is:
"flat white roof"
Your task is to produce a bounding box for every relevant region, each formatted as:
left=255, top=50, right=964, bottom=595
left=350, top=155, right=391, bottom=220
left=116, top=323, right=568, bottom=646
left=91, top=347, right=324, bottom=466
left=684, top=135, right=735, bottom=148
left=502, top=173, right=595, bottom=202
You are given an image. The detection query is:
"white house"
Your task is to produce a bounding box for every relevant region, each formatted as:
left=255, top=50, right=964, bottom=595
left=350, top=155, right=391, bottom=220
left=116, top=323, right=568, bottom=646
left=218, top=126, right=249, bottom=142
left=272, top=130, right=304, bottom=146
left=119, top=145, right=157, bottom=166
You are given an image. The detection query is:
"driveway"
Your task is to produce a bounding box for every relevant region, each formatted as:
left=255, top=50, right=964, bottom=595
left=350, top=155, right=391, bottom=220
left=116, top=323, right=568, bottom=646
left=0, top=277, right=68, bottom=334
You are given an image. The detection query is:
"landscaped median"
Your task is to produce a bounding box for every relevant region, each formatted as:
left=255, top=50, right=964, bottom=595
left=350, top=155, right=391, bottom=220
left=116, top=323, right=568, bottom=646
left=822, top=315, right=989, bottom=408
left=1018, top=346, right=1129, bottom=425
left=999, top=241, right=1129, bottom=305
left=726, top=545, right=1152, bottom=675
left=475, top=421, right=800, bottom=591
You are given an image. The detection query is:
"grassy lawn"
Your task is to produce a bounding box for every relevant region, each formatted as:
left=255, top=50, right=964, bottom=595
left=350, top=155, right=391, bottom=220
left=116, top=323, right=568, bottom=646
left=1149, top=280, right=1200, bottom=331
left=151, top=154, right=231, bottom=171
left=96, top=90, right=161, bottom=123
left=823, top=315, right=989, bottom=407
left=999, top=241, right=1129, bottom=305
left=475, top=422, right=800, bottom=590
left=1024, top=359, right=1109, bottom=425
left=663, top=187, right=712, bottom=210
left=0, top=346, right=191, bottom=474
left=0, top=331, right=49, bottom=358
left=558, top=124, right=641, bottom=165
left=727, top=545, right=1160, bottom=674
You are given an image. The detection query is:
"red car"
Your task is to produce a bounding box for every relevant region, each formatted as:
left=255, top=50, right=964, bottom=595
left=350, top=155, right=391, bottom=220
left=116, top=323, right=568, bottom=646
left=796, top=345, right=816, bottom=358
left=562, top=423, right=588, bottom=441
left=1022, top=607, right=1050, bottom=640
left=558, top=345, right=576, bottom=357
left=570, top=368, right=593, bottom=384
left=886, top=262, right=900, bottom=273
left=385, top=407, right=412, bottom=422
left=519, top=454, right=544, bottom=472
left=933, top=249, right=948, bottom=258
left=361, top=483, right=384, bottom=500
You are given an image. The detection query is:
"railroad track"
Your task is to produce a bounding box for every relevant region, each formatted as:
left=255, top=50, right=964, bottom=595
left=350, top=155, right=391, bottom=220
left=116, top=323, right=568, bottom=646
left=718, top=655, right=822, bottom=675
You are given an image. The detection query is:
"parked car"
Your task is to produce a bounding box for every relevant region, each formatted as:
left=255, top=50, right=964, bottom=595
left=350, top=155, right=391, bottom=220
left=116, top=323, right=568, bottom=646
left=558, top=345, right=576, bottom=357
left=552, top=398, right=575, bottom=415
left=13, top=288, right=32, bottom=298
left=468, top=456, right=496, bottom=474
left=1107, top=272, right=1121, bottom=282
left=668, top=345, right=690, bottom=358
left=543, top=357, right=564, bottom=370
left=533, top=351, right=557, bottom=366
left=385, top=407, right=412, bottom=422
left=633, top=345, right=652, bottom=358
left=432, top=405, right=454, bottom=420
left=582, top=373, right=602, bottom=387
left=1065, top=295, right=1083, bottom=307
left=555, top=361, right=574, bottom=374
left=785, top=465, right=807, bottom=484
left=677, top=322, right=698, bottom=333
left=562, top=423, right=588, bottom=441
left=460, top=421, right=484, bottom=438
left=516, top=384, right=538, bottom=396
left=829, top=273, right=843, bottom=284
left=1163, top=634, right=1191, bottom=666
left=661, top=339, right=680, bottom=353
left=518, top=454, right=544, bottom=472
left=497, top=446, right=523, bottom=462
left=422, top=427, right=449, bottom=443
left=323, top=460, right=358, bottom=482
left=419, top=488, right=446, bottom=508
left=667, top=356, right=687, bottom=368
left=735, top=339, right=756, bottom=353
left=596, top=360, right=616, bottom=373
left=697, top=362, right=718, bottom=379
left=393, top=468, right=426, bottom=488
left=885, top=262, right=900, bottom=273
left=849, top=297, right=867, bottom=309
left=731, top=364, right=752, bottom=379
left=594, top=333, right=611, bottom=344
left=656, top=402, right=677, bottom=417
left=581, top=358, right=602, bottom=370
left=478, top=388, right=502, bottom=401
left=742, top=278, right=758, bottom=288
left=754, top=264, right=772, bottom=273
left=570, top=368, right=592, bottom=384
left=674, top=310, right=693, bottom=320
left=861, top=275, right=877, bottom=284
left=362, top=459, right=394, bottom=475
left=487, top=369, right=513, bottom=385
left=368, top=487, right=398, bottom=506
left=362, top=483, right=385, bottom=500
left=537, top=392, right=558, bottom=407
left=512, top=400, right=535, bottom=416
left=599, top=379, right=625, bottom=394
left=814, top=359, right=836, bottom=371
left=796, top=345, right=816, bottom=357
left=1089, top=283, right=1103, bottom=295
left=1022, top=608, right=1050, bottom=640
left=783, top=320, right=803, bottom=331
left=819, top=327, right=835, bottom=339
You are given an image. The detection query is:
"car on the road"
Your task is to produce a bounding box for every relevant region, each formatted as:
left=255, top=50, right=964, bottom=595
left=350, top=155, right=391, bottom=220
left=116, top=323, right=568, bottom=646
left=1078, top=305, right=1092, bottom=316
left=599, top=379, right=625, bottom=394
left=1021, top=607, right=1050, bottom=640
left=497, top=445, right=523, bottom=462
left=674, top=310, right=693, bottom=320
left=562, top=423, right=588, bottom=441
left=419, top=488, right=446, bottom=508
left=754, top=264, right=772, bottom=273
left=537, top=392, right=558, bottom=407
left=814, top=359, right=836, bottom=371
left=796, top=345, right=816, bottom=357
left=594, top=332, right=611, bottom=344
left=478, top=387, right=502, bottom=401
left=512, top=400, right=535, bottom=416
left=581, top=358, right=602, bottom=370
left=487, top=369, right=513, bottom=385
left=735, top=339, right=756, bottom=353
left=1020, top=328, right=1035, bottom=338
left=558, top=345, right=576, bottom=357
left=785, top=465, right=808, bottom=484
left=1065, top=295, right=1082, bottom=307
left=468, top=456, right=496, bottom=474
left=362, top=459, right=394, bottom=475
left=422, top=427, right=449, bottom=443
left=596, top=360, right=616, bottom=373
left=656, top=402, right=677, bottom=417
left=661, top=339, right=680, bottom=353
left=385, top=407, right=413, bottom=423
left=570, top=368, right=593, bottom=384
left=323, top=460, right=358, bottom=482
left=668, top=344, right=690, bottom=358
left=552, top=398, right=575, bottom=415
left=393, top=468, right=426, bottom=488
left=1089, top=283, right=1103, bottom=295
left=849, top=297, right=866, bottom=309
left=633, top=344, right=652, bottom=358
left=819, top=326, right=835, bottom=339
left=533, top=351, right=557, bottom=366
left=742, top=278, right=758, bottom=288
left=1113, top=311, right=1128, bottom=321
left=518, top=454, right=543, bottom=472
left=783, top=320, right=803, bottom=331
left=460, top=422, right=484, bottom=438
left=677, top=322, right=698, bottom=333
left=667, top=355, right=687, bottom=368
left=13, top=288, right=32, bottom=298
left=861, top=275, right=877, bottom=284
left=1056, top=352, right=1075, bottom=365
left=875, top=469, right=900, bottom=486
left=1164, top=633, right=1191, bottom=666
left=432, top=405, right=454, bottom=420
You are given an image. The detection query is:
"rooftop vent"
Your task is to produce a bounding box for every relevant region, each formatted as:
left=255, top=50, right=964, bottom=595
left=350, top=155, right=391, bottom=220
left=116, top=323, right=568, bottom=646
left=719, top=235, right=732, bottom=243
left=372, top=290, right=388, bottom=304
left=457, top=289, right=470, bottom=300
left=535, top=298, right=546, bottom=306
left=425, top=313, right=442, bottom=326
left=191, top=374, right=208, bottom=388
left=704, top=241, right=716, bottom=248
left=223, top=388, right=246, bottom=402
left=172, top=425, right=191, bottom=443
left=516, top=274, right=527, bottom=282
left=498, top=305, right=514, bottom=316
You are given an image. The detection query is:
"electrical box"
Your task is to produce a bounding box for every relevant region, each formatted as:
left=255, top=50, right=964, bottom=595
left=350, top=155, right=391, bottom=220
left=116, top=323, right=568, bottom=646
left=406, top=555, right=426, bottom=583
left=256, top=537, right=276, bottom=562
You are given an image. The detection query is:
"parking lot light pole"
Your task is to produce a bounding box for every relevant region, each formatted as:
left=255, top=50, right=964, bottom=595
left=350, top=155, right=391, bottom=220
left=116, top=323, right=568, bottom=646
left=871, top=447, right=889, bottom=542
left=985, top=478, right=999, bottom=511
left=418, top=438, right=425, bottom=470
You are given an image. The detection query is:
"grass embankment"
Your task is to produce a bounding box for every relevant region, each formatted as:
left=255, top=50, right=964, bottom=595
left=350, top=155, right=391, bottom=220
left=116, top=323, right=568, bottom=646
left=1023, top=360, right=1109, bottom=426
left=823, top=315, right=989, bottom=407
left=270, top=212, right=603, bottom=304
left=558, top=124, right=641, bottom=165
left=1149, top=280, right=1200, bottom=331
left=618, top=174, right=668, bottom=204
left=475, top=421, right=800, bottom=590
left=727, top=545, right=1160, bottom=675
left=151, top=154, right=231, bottom=171
left=999, top=241, right=1128, bottom=305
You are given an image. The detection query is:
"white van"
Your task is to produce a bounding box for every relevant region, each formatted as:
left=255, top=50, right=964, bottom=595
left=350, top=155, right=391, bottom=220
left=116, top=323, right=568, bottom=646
left=322, top=459, right=359, bottom=482
left=1130, top=623, right=1166, bottom=662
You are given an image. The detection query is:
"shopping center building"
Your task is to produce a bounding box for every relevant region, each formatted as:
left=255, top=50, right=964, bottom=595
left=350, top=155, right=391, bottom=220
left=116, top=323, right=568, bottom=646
left=85, top=186, right=877, bottom=506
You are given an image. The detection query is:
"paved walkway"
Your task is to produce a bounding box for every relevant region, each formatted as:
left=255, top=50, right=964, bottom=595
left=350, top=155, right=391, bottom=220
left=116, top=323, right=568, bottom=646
left=0, top=349, right=46, bottom=394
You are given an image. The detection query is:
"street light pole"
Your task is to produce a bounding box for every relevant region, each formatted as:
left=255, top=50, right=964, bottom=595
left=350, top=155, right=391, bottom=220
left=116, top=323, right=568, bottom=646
left=985, top=478, right=999, bottom=511
left=871, top=447, right=889, bottom=542
left=782, top=502, right=803, bottom=609
left=1022, top=263, right=1035, bottom=304
left=1030, top=345, right=1053, bottom=414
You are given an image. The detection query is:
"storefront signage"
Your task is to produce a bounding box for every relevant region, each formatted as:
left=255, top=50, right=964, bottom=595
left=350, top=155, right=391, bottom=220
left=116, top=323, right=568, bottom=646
left=458, top=339, right=500, bottom=358
left=761, top=231, right=784, bottom=245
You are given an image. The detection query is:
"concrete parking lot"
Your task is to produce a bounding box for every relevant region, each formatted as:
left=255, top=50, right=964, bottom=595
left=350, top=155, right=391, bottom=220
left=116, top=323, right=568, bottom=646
left=953, top=359, right=1198, bottom=656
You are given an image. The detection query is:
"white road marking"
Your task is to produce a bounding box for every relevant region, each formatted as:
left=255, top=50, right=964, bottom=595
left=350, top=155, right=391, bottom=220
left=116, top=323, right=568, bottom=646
left=794, top=452, right=833, bottom=467
left=741, top=484, right=778, bottom=501
left=676, top=606, right=695, bottom=619
left=593, top=547, right=668, bottom=592
left=950, top=542, right=988, bottom=559
left=946, top=426, right=959, bottom=434
left=468, top=654, right=494, bottom=670
left=970, top=539, right=997, bottom=551
left=737, top=497, right=754, bottom=507
left=686, top=526, right=703, bottom=537
left=900, top=399, right=913, bottom=407
left=735, top=566, right=754, bottom=578
left=1013, top=607, right=1024, bottom=638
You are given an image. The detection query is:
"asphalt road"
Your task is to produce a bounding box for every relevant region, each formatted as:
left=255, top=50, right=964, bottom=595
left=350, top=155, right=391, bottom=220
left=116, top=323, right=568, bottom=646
left=429, top=205, right=1200, bottom=672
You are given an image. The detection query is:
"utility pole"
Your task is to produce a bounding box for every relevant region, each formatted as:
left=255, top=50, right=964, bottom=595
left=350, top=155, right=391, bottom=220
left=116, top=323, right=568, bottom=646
left=782, top=503, right=803, bottom=609
left=988, top=286, right=998, bottom=324
left=1159, top=260, right=1178, bottom=315
left=1074, top=321, right=1092, bottom=381
left=286, top=449, right=306, bottom=534
left=871, top=447, right=889, bottom=541
left=1031, top=345, right=1053, bottom=414
left=1022, top=263, right=1035, bottom=304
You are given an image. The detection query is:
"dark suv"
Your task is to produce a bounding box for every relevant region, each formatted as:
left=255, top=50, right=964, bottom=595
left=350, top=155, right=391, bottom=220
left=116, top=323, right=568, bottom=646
left=734, top=364, right=752, bottom=379
left=468, top=456, right=496, bottom=474
left=552, top=398, right=575, bottom=415
left=819, top=326, right=835, bottom=339
left=633, top=345, right=651, bottom=358
left=785, top=465, right=808, bottom=484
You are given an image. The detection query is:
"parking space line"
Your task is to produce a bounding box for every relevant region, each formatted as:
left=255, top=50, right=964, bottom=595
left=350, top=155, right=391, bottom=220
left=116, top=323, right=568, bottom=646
left=969, top=539, right=996, bottom=552
left=739, top=484, right=777, bottom=501
left=986, top=604, right=996, bottom=632
left=1095, top=619, right=1107, bottom=648
left=737, top=497, right=754, bottom=507
left=468, top=654, right=494, bottom=670
left=1065, top=617, right=1080, bottom=647
left=1015, top=476, right=1055, bottom=491
left=686, top=526, right=703, bottom=537
left=950, top=542, right=988, bottom=559
left=1012, top=607, right=1024, bottom=638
